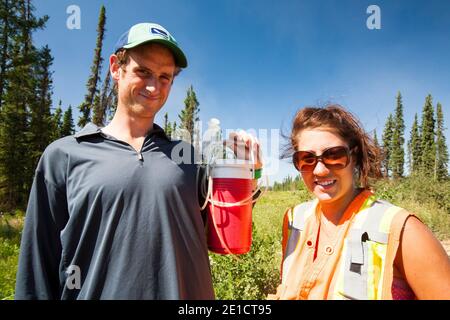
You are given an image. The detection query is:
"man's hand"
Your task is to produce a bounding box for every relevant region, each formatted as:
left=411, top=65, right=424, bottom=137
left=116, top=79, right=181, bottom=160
left=225, top=130, right=263, bottom=170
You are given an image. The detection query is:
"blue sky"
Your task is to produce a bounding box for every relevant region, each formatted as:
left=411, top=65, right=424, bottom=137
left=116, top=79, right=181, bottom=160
left=33, top=0, right=450, bottom=183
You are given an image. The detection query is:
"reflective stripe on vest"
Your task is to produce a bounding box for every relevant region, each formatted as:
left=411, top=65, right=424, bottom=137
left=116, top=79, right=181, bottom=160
left=281, top=200, right=317, bottom=283
left=334, top=197, right=405, bottom=300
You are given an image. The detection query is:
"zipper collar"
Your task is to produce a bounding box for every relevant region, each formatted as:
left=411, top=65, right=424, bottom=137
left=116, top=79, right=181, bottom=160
left=74, top=122, right=171, bottom=141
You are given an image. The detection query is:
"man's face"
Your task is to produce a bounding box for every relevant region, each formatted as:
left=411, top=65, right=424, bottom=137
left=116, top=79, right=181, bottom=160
left=111, top=43, right=176, bottom=118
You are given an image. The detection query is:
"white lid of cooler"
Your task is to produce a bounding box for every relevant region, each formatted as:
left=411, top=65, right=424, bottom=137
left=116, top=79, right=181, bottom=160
left=210, top=159, right=254, bottom=179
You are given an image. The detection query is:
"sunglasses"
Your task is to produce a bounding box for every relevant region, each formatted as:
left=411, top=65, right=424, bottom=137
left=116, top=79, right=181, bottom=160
left=293, top=146, right=354, bottom=172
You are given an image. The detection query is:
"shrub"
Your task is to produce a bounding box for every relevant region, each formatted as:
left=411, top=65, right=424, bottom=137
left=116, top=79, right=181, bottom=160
left=0, top=240, right=19, bottom=300
left=0, top=212, right=23, bottom=300
left=209, top=224, right=281, bottom=299
left=373, top=176, right=450, bottom=239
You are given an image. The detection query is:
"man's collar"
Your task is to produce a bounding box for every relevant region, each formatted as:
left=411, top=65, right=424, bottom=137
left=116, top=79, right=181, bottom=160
left=148, top=123, right=171, bottom=140
left=74, top=123, right=102, bottom=138
left=74, top=122, right=170, bottom=141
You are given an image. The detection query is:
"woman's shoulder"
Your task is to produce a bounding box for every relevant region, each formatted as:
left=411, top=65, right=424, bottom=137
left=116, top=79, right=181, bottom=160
left=394, top=210, right=450, bottom=299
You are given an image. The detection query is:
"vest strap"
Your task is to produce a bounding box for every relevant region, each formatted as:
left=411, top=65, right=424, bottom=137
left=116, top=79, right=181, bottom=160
left=280, top=201, right=316, bottom=283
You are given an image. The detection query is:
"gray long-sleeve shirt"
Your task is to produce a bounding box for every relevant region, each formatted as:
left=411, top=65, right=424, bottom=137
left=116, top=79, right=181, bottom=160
left=15, top=123, right=215, bottom=299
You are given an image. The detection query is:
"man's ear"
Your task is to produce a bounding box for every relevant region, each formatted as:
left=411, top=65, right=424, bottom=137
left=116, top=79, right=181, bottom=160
left=110, top=54, right=121, bottom=81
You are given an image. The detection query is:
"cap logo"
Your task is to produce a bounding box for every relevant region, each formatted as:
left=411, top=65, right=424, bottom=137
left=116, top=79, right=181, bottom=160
left=151, top=27, right=169, bottom=39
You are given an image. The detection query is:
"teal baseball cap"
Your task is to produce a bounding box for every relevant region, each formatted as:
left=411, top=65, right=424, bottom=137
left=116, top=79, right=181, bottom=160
left=114, top=22, right=187, bottom=68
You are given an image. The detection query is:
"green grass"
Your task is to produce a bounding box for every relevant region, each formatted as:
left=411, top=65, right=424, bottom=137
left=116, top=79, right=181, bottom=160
left=1, top=176, right=448, bottom=299
left=0, top=211, right=23, bottom=300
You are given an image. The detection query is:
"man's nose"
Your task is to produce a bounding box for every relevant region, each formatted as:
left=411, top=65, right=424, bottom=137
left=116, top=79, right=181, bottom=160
left=313, top=160, right=330, bottom=176
left=145, top=79, right=158, bottom=93
left=146, top=85, right=156, bottom=94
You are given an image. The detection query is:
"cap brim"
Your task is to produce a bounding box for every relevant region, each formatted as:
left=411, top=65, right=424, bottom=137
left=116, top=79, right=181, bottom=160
left=124, top=39, right=187, bottom=68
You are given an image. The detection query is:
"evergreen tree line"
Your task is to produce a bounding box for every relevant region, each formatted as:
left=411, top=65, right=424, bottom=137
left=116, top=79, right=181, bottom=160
left=0, top=3, right=115, bottom=210
left=382, top=92, right=449, bottom=181
left=274, top=92, right=449, bottom=191
left=0, top=2, right=200, bottom=209
left=0, top=0, right=75, bottom=210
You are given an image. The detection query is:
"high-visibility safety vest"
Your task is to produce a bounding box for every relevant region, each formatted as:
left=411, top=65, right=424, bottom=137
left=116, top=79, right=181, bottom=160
left=269, top=189, right=416, bottom=300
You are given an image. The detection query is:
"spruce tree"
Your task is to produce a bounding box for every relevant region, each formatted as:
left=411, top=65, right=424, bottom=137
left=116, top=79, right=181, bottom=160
left=163, top=112, right=173, bottom=137
left=23, top=0, right=50, bottom=201
left=407, top=113, right=421, bottom=175
left=178, top=85, right=200, bottom=144
left=381, top=113, right=394, bottom=177
left=163, top=112, right=169, bottom=131
left=92, top=71, right=113, bottom=126
left=420, top=94, right=436, bottom=177
left=373, top=130, right=379, bottom=148
left=27, top=45, right=53, bottom=190
left=78, top=5, right=106, bottom=127
left=167, top=122, right=173, bottom=138
left=61, top=105, right=75, bottom=137
left=390, top=92, right=405, bottom=178
left=172, top=121, right=178, bottom=139
left=91, top=93, right=101, bottom=125
left=0, top=0, right=48, bottom=208
left=435, top=102, right=449, bottom=180
left=51, top=101, right=63, bottom=141
left=0, top=0, right=20, bottom=111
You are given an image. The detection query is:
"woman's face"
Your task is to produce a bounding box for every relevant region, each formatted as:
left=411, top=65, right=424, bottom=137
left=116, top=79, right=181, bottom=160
left=295, top=128, right=357, bottom=205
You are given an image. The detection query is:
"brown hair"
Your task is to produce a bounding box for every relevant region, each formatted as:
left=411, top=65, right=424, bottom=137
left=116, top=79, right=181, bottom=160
left=115, top=47, right=182, bottom=76
left=285, top=104, right=382, bottom=189
left=116, top=49, right=130, bottom=69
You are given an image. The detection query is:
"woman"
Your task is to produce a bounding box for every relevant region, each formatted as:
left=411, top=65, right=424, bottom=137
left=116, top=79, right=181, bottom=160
left=269, top=105, right=450, bottom=300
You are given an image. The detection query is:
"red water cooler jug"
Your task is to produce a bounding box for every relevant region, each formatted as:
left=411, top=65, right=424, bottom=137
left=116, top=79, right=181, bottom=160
left=206, top=159, right=254, bottom=255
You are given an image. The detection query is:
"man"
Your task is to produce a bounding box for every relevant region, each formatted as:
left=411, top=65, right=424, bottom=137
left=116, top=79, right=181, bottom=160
left=15, top=22, right=261, bottom=299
